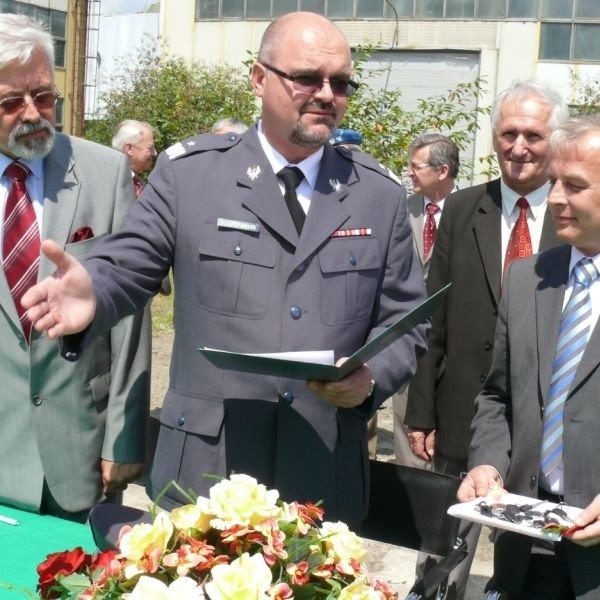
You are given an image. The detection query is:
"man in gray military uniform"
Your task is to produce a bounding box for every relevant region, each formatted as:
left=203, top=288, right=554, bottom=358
left=24, top=11, right=427, bottom=525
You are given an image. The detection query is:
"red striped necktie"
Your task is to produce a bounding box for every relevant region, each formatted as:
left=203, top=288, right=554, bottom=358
left=3, top=161, right=40, bottom=342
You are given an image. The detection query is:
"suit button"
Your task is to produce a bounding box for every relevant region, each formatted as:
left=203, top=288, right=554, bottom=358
left=227, top=134, right=237, bottom=141
left=349, top=254, right=357, bottom=266
left=296, top=263, right=306, bottom=272
left=32, top=395, right=43, bottom=407
left=480, top=374, right=487, bottom=383
left=530, top=475, right=537, bottom=488
left=234, top=245, right=242, bottom=256
left=290, top=305, right=302, bottom=319
left=177, top=416, right=185, bottom=426
left=485, top=341, right=493, bottom=351
left=281, top=391, right=294, bottom=405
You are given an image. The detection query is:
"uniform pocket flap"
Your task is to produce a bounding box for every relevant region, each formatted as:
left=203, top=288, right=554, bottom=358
left=319, top=238, right=380, bottom=274
left=160, top=390, right=224, bottom=437
left=198, top=224, right=276, bottom=267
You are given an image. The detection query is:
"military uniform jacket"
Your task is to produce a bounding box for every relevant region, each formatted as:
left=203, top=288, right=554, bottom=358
left=85, top=126, right=428, bottom=524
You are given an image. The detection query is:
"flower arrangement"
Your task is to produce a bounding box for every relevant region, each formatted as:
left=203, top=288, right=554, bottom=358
left=36, top=474, right=397, bottom=599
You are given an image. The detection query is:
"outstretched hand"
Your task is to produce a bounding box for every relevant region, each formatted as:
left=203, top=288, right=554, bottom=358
left=22, top=239, right=97, bottom=339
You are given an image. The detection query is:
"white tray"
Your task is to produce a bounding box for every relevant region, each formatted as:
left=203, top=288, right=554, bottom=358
left=447, top=492, right=582, bottom=541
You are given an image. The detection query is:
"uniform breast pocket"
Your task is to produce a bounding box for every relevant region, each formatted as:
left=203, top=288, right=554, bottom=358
left=196, top=224, right=276, bottom=318
left=318, top=238, right=381, bottom=325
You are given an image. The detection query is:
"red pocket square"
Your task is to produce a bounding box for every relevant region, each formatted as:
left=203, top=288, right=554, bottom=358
left=68, top=226, right=94, bottom=243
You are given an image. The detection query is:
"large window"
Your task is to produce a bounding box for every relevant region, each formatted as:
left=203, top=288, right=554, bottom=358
left=539, top=0, right=600, bottom=61
left=195, top=0, right=548, bottom=19
left=0, top=1, right=67, bottom=68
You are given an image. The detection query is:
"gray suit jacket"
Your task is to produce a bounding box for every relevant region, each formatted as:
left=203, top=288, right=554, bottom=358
left=0, top=134, right=151, bottom=514
left=407, top=193, right=428, bottom=273
left=469, top=246, right=600, bottom=598
left=83, top=127, right=428, bottom=524
left=405, top=178, right=560, bottom=461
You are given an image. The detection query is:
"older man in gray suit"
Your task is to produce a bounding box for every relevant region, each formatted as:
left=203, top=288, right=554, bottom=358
left=0, top=15, right=150, bottom=521
left=458, top=115, right=600, bottom=599
left=23, top=12, right=427, bottom=525
left=392, top=133, right=459, bottom=469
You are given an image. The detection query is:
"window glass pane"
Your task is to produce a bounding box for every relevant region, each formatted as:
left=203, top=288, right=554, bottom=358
left=414, top=0, right=443, bottom=17
left=55, top=98, right=64, bottom=128
left=539, top=22, right=571, bottom=59
left=384, top=0, right=414, bottom=17
left=477, top=0, right=506, bottom=17
left=18, top=3, right=35, bottom=16
left=54, top=40, right=65, bottom=68
left=222, top=0, right=243, bottom=17
left=246, top=0, right=270, bottom=17
left=356, top=0, right=383, bottom=16
left=446, top=0, right=475, bottom=17
left=541, top=0, right=572, bottom=18
left=573, top=24, right=600, bottom=59
left=301, top=0, right=325, bottom=14
left=34, top=7, right=51, bottom=27
left=327, top=0, right=353, bottom=18
left=196, top=0, right=218, bottom=18
left=575, top=0, right=600, bottom=19
left=51, top=11, right=66, bottom=38
left=507, top=0, right=538, bottom=18
left=273, top=0, right=298, bottom=15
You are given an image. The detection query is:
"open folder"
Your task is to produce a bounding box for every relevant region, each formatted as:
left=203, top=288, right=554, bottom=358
left=199, top=283, right=450, bottom=381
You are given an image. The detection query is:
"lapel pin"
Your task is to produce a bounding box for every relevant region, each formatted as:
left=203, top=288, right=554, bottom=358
left=329, top=178, right=341, bottom=192
left=247, top=165, right=261, bottom=181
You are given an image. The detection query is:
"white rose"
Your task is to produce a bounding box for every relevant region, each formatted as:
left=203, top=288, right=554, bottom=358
left=204, top=552, right=272, bottom=600
left=197, top=474, right=281, bottom=529
left=320, top=521, right=367, bottom=563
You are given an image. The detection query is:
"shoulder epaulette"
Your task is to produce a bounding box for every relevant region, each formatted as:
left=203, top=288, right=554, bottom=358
left=165, top=132, right=244, bottom=161
left=336, top=147, right=403, bottom=187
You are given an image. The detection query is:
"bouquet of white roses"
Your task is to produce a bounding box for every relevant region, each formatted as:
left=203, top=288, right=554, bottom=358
left=37, top=474, right=397, bottom=600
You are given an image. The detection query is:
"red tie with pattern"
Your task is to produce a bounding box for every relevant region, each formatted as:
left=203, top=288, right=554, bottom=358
left=504, top=197, right=532, bottom=276
left=423, top=202, right=440, bottom=260
left=3, top=161, right=40, bottom=342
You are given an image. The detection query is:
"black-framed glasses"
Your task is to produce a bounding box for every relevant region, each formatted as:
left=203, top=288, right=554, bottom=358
left=0, top=88, right=60, bottom=115
left=259, top=62, right=359, bottom=98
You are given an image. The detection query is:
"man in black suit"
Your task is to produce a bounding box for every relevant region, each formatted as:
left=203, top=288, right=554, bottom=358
left=405, top=80, right=568, bottom=598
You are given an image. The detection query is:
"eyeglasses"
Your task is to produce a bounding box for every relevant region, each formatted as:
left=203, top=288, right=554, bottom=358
left=0, top=89, right=60, bottom=115
left=259, top=62, right=359, bottom=98
left=408, top=162, right=435, bottom=171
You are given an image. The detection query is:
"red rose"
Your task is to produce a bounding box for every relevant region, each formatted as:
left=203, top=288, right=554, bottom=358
left=37, top=547, right=92, bottom=598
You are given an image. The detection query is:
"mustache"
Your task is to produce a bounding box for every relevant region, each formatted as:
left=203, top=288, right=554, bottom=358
left=13, top=119, right=54, bottom=137
left=300, top=101, right=336, bottom=115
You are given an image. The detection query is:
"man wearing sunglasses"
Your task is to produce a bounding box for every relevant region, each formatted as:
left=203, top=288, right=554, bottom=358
left=0, top=14, right=150, bottom=522
left=23, top=12, right=427, bottom=525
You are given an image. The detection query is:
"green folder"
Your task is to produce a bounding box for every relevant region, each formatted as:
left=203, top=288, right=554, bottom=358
left=199, top=284, right=449, bottom=381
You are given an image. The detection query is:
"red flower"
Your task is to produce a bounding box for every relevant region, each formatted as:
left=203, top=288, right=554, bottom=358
left=37, top=547, right=92, bottom=598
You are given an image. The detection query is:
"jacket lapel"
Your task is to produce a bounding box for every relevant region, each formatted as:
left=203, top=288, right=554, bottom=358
left=41, top=135, right=79, bottom=278
left=407, top=194, right=425, bottom=264
left=472, top=179, right=502, bottom=307
left=535, top=247, right=570, bottom=407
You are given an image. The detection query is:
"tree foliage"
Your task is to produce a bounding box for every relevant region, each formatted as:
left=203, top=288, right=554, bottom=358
left=570, top=70, right=600, bottom=116
left=343, top=47, right=491, bottom=178
left=86, top=44, right=492, bottom=181
left=84, top=44, right=259, bottom=151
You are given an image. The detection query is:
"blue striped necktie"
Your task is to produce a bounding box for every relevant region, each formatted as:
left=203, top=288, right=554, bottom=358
left=541, top=257, right=599, bottom=479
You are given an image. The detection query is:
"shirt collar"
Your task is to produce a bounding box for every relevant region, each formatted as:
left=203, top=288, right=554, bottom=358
left=0, top=152, right=44, bottom=184
left=500, top=179, right=550, bottom=221
left=256, top=120, right=323, bottom=190
left=569, top=247, right=600, bottom=279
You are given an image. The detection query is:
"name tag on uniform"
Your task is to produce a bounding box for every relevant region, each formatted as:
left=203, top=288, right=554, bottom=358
left=331, top=227, right=372, bottom=238
left=217, top=218, right=261, bottom=233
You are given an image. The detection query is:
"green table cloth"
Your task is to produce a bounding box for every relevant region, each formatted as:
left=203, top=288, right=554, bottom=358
left=0, top=504, right=96, bottom=599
